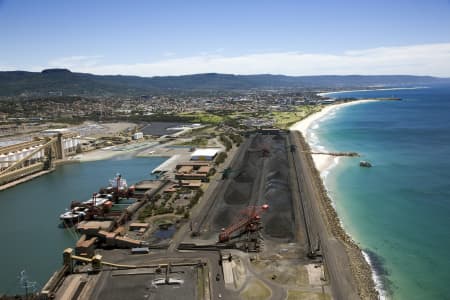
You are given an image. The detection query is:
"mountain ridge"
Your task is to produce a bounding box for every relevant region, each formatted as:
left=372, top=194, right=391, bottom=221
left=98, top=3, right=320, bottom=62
left=1, top=69, right=449, bottom=97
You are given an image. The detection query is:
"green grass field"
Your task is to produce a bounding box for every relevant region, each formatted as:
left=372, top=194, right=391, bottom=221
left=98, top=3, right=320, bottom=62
left=271, top=105, right=322, bottom=129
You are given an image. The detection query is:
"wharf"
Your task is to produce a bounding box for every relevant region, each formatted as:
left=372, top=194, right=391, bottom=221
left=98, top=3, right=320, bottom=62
left=304, top=151, right=359, bottom=157
left=150, top=152, right=192, bottom=174
left=0, top=169, right=54, bottom=191
left=151, top=155, right=181, bottom=174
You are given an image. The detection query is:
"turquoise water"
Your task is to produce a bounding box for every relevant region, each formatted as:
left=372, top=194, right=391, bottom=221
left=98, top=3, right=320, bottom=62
left=309, top=86, right=450, bottom=299
left=0, top=156, right=166, bottom=295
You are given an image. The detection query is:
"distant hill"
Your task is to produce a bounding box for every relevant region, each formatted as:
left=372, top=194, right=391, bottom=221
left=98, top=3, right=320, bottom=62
left=0, top=69, right=449, bottom=97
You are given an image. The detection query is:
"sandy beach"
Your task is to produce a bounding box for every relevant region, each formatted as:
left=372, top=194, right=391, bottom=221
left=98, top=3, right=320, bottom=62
left=290, top=99, right=377, bottom=173
left=317, top=86, right=426, bottom=98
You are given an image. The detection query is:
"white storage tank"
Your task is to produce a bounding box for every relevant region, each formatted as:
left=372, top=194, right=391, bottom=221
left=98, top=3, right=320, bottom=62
left=23, top=148, right=31, bottom=160
left=0, top=154, right=6, bottom=169
left=8, top=152, right=17, bottom=166
left=38, top=149, right=44, bottom=160
left=30, top=146, right=38, bottom=161
left=21, top=149, right=28, bottom=162
left=17, top=150, right=24, bottom=161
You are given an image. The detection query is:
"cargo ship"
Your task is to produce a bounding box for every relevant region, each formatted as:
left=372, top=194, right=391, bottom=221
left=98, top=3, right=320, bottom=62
left=59, top=173, right=132, bottom=225
left=59, top=193, right=113, bottom=223
left=100, top=173, right=134, bottom=199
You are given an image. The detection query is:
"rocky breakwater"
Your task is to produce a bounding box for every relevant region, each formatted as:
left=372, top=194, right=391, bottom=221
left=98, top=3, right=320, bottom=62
left=297, top=133, right=379, bottom=300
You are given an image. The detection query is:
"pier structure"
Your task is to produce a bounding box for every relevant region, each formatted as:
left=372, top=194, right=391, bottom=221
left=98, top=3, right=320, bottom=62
left=0, top=132, right=80, bottom=187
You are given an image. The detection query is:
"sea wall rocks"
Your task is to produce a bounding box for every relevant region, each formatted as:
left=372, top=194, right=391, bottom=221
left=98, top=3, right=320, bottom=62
left=297, top=133, right=379, bottom=300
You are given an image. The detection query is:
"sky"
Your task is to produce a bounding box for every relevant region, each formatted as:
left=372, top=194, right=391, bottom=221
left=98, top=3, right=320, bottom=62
left=1, top=0, right=450, bottom=77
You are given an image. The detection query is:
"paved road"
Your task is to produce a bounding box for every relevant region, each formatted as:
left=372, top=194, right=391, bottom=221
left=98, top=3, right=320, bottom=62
left=290, top=131, right=360, bottom=300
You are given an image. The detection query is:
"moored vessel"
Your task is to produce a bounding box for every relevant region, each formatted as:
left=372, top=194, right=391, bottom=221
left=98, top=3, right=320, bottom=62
left=59, top=173, right=131, bottom=225
left=359, top=161, right=372, bottom=167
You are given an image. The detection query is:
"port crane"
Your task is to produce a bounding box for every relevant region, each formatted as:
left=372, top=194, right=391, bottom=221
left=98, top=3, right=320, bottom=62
left=219, top=204, right=269, bottom=242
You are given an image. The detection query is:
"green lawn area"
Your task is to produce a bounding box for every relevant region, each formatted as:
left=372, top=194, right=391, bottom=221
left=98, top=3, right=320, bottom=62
left=272, top=105, right=322, bottom=129
left=177, top=112, right=225, bottom=124
left=175, top=137, right=209, bottom=147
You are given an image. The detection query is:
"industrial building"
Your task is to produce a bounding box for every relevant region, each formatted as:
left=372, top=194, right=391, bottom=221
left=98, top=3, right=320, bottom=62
left=190, top=148, right=221, bottom=161
left=0, top=132, right=81, bottom=186
left=174, top=161, right=214, bottom=182
left=132, top=132, right=144, bottom=140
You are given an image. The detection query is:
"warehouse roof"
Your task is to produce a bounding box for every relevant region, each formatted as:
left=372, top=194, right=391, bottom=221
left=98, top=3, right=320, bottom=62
left=190, top=148, right=221, bottom=157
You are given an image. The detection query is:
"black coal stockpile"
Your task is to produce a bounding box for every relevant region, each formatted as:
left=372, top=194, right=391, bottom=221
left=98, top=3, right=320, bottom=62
left=262, top=136, right=294, bottom=240
left=211, top=134, right=295, bottom=241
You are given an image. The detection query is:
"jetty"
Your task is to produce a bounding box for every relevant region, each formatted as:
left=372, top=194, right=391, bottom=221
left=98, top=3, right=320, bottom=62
left=303, top=151, right=359, bottom=157
left=374, top=97, right=401, bottom=101
left=0, top=169, right=54, bottom=191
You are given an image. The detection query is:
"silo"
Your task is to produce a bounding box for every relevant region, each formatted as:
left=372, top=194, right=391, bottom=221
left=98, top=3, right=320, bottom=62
left=30, top=146, right=38, bottom=162
left=21, top=149, right=28, bottom=163
left=17, top=150, right=24, bottom=162
left=38, top=149, right=44, bottom=161
left=64, top=139, right=70, bottom=150
left=0, top=154, right=6, bottom=169
left=23, top=148, right=30, bottom=160
left=8, top=152, right=16, bottom=166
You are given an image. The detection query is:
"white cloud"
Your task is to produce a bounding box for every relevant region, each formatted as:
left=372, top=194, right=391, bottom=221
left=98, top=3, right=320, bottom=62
left=40, top=43, right=450, bottom=77
left=48, top=55, right=104, bottom=69
left=0, top=65, right=17, bottom=71
left=162, top=52, right=176, bottom=58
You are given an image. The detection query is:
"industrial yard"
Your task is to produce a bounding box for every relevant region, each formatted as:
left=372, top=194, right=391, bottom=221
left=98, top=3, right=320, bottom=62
left=0, top=117, right=366, bottom=300
left=32, top=128, right=342, bottom=300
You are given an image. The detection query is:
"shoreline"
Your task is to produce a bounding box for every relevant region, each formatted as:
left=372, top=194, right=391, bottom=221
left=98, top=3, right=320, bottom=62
left=73, top=149, right=125, bottom=162
left=290, top=99, right=377, bottom=173
left=73, top=141, right=161, bottom=162
left=290, top=99, right=383, bottom=299
left=317, top=86, right=426, bottom=97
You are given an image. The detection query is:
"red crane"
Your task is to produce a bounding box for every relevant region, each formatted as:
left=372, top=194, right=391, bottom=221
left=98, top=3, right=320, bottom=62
left=219, top=204, right=269, bottom=242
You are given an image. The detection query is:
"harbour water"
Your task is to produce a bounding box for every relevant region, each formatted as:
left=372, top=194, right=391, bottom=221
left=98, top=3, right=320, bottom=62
left=308, top=85, right=450, bottom=299
left=0, top=156, right=166, bottom=295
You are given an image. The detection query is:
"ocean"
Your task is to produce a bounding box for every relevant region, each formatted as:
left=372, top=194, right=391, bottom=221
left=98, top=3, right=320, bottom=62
left=308, top=85, right=450, bottom=299
left=0, top=156, right=166, bottom=295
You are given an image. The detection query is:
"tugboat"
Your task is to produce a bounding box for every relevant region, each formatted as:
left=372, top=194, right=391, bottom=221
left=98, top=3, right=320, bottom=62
left=359, top=161, right=372, bottom=168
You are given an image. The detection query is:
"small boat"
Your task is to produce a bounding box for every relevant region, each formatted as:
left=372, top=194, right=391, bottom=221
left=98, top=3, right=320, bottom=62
left=59, top=207, right=88, bottom=222
left=82, top=193, right=113, bottom=206
left=359, top=161, right=372, bottom=168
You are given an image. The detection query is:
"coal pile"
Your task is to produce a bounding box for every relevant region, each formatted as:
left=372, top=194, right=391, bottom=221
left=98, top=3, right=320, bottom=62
left=260, top=136, right=295, bottom=240
left=207, top=134, right=295, bottom=241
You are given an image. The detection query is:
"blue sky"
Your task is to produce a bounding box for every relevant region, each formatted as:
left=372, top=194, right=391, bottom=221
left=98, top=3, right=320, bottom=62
left=1, top=0, right=450, bottom=76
